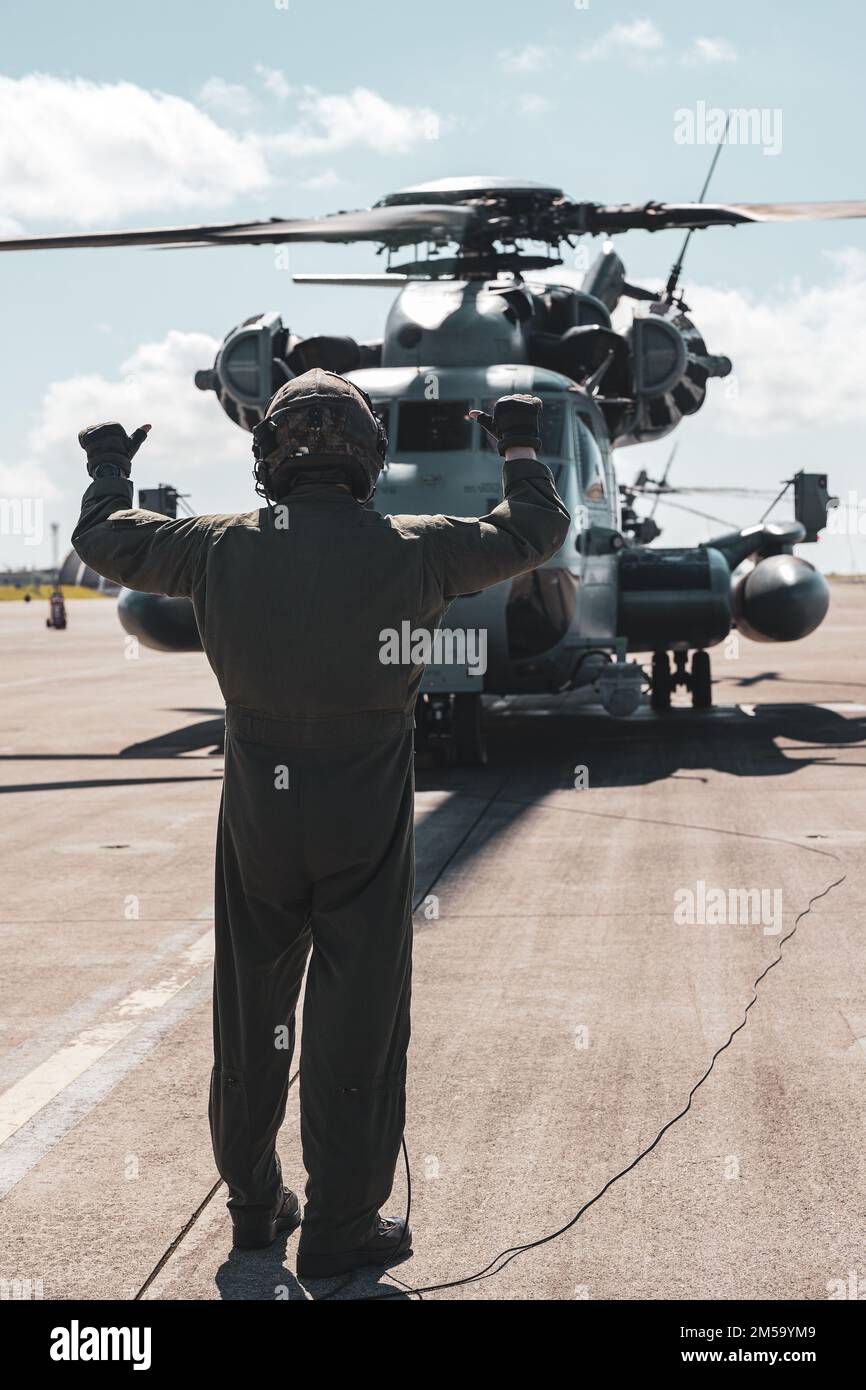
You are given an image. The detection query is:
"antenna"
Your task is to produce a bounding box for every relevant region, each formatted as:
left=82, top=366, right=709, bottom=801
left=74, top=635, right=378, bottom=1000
left=648, top=442, right=679, bottom=519
left=663, top=114, right=731, bottom=303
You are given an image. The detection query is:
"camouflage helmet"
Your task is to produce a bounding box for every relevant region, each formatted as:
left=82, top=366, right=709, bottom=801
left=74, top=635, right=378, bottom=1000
left=251, top=368, right=387, bottom=503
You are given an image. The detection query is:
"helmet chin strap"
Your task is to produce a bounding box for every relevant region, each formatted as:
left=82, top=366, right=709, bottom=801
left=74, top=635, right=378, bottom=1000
left=256, top=457, right=375, bottom=505
left=272, top=463, right=359, bottom=498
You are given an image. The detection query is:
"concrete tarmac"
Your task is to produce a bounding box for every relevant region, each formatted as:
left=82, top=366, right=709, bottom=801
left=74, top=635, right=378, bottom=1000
left=0, top=588, right=864, bottom=1301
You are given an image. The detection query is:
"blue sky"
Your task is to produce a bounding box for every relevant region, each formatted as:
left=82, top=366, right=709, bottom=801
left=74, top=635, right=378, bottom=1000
left=1, top=0, right=865, bottom=570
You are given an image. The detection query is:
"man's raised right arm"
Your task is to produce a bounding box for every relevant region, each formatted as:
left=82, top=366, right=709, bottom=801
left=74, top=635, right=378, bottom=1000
left=418, top=395, right=572, bottom=600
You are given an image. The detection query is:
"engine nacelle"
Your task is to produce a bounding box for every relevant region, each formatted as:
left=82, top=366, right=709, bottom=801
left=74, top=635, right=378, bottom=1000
left=617, top=302, right=732, bottom=447
left=117, top=590, right=201, bottom=653
left=732, top=554, right=829, bottom=643
left=195, top=313, right=382, bottom=433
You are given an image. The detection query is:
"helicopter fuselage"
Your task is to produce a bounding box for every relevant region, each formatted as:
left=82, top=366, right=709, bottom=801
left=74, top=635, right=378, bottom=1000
left=352, top=361, right=621, bottom=699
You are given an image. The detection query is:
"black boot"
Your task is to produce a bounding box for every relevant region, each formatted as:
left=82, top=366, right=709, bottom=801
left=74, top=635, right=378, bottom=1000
left=231, top=1187, right=302, bottom=1249
left=297, top=1216, right=412, bottom=1278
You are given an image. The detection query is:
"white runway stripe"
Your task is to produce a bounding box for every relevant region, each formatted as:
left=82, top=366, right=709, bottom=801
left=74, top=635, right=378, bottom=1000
left=0, top=919, right=213, bottom=1093
left=0, top=929, right=213, bottom=1151
left=0, top=971, right=213, bottom=1201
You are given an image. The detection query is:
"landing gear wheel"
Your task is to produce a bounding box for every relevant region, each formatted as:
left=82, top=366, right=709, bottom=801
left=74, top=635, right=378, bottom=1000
left=651, top=651, right=672, bottom=713
left=691, top=649, right=712, bottom=709
left=452, top=693, right=487, bottom=765
left=415, top=694, right=448, bottom=765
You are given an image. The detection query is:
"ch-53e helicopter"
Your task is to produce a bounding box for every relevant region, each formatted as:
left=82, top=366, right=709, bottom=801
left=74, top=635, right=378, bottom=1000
left=6, top=174, right=862, bottom=761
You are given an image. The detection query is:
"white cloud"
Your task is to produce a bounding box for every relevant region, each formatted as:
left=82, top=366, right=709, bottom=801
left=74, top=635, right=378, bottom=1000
left=254, top=66, right=293, bottom=101
left=682, top=37, right=738, bottom=65
left=0, top=75, right=271, bottom=226
left=498, top=44, right=551, bottom=74
left=1, top=330, right=258, bottom=566
left=578, top=19, right=665, bottom=66
left=28, top=331, right=239, bottom=479
left=197, top=76, right=257, bottom=116
left=301, top=169, right=341, bottom=190
left=0, top=75, right=447, bottom=233
left=687, top=249, right=866, bottom=434
left=263, top=86, right=445, bottom=156
left=519, top=94, right=553, bottom=116
left=0, top=459, right=61, bottom=500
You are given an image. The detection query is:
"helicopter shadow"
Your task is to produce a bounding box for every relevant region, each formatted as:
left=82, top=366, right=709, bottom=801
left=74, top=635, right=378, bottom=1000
left=120, top=710, right=225, bottom=758
left=91, top=696, right=866, bottom=787
left=111, top=698, right=865, bottom=784
left=732, top=671, right=866, bottom=692
left=478, top=698, right=866, bottom=789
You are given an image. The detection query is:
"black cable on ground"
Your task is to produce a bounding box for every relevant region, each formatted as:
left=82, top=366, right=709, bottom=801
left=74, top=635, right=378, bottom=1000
left=133, top=1069, right=300, bottom=1300
left=362, top=796, right=847, bottom=1300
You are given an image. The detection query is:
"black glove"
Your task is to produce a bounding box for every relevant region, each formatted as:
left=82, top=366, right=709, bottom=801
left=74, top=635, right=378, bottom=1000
left=469, top=394, right=542, bottom=456
left=78, top=422, right=151, bottom=478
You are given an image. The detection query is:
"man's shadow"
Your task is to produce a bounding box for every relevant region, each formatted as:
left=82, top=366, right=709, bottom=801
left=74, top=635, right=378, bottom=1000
left=214, top=1235, right=412, bottom=1301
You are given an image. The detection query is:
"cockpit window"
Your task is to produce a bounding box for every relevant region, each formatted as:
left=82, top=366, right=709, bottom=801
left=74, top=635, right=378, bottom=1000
left=575, top=413, right=606, bottom=500
left=479, top=398, right=566, bottom=458
left=394, top=396, right=569, bottom=456
left=396, top=400, right=472, bottom=452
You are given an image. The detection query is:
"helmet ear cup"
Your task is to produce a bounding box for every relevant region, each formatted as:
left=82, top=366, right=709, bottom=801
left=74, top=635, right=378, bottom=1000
left=251, top=416, right=276, bottom=462
left=345, top=380, right=388, bottom=459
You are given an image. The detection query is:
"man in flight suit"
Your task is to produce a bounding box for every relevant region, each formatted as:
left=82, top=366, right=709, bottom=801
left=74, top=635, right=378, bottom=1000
left=73, top=372, right=570, bottom=1278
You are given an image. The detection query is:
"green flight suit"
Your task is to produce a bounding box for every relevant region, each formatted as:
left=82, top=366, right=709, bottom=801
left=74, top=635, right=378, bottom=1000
left=73, top=457, right=570, bottom=1254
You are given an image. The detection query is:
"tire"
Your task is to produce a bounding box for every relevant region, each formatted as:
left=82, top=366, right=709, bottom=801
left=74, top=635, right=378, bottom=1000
left=691, top=649, right=712, bottom=709
left=651, top=651, right=672, bottom=713
left=452, top=693, right=487, bottom=765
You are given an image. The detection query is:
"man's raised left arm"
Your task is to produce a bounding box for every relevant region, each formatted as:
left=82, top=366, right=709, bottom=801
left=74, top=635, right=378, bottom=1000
left=72, top=421, right=212, bottom=597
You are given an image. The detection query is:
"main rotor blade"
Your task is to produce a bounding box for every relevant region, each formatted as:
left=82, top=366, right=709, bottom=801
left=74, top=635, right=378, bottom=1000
left=0, top=204, right=476, bottom=253
left=292, top=273, right=410, bottom=286
left=574, top=200, right=866, bottom=234
left=651, top=497, right=740, bottom=528
left=633, top=485, right=778, bottom=497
